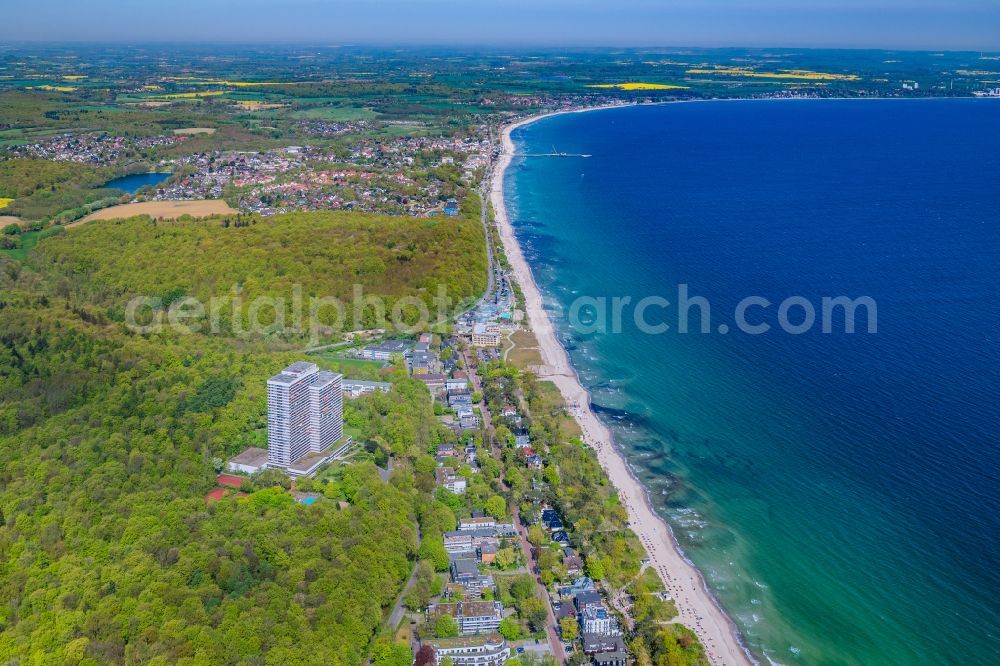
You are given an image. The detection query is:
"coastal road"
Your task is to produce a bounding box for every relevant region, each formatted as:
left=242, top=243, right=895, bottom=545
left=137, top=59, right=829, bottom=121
left=453, top=184, right=497, bottom=323
left=512, top=505, right=567, bottom=665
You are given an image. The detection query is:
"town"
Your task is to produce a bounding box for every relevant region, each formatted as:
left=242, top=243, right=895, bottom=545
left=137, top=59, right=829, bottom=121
left=204, top=292, right=674, bottom=666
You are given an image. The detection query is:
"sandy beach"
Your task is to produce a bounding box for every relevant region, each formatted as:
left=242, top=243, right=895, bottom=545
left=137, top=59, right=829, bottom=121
left=490, top=107, right=757, bottom=666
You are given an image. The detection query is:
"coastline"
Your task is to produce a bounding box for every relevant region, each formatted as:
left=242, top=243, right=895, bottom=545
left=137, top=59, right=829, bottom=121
left=489, top=104, right=758, bottom=666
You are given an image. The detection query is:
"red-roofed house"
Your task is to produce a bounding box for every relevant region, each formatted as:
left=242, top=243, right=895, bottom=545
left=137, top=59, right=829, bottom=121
left=217, top=474, right=244, bottom=489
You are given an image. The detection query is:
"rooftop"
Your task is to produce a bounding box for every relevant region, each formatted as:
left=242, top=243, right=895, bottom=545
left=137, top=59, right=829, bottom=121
left=424, top=634, right=504, bottom=650
left=268, top=361, right=319, bottom=385
left=311, top=370, right=343, bottom=389
left=228, top=447, right=268, bottom=467
left=343, top=378, right=392, bottom=388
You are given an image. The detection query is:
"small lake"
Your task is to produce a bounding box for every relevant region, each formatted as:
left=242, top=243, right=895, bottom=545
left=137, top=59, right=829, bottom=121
left=103, top=172, right=172, bottom=193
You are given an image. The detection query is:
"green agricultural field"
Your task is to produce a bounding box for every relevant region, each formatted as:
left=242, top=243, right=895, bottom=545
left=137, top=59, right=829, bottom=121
left=291, top=105, right=380, bottom=121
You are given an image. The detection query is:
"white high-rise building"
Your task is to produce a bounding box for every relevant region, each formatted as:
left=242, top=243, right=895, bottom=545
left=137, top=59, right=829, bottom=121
left=267, top=362, right=343, bottom=468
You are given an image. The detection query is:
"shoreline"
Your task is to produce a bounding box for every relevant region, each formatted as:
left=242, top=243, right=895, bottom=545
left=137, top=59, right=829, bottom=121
left=489, top=104, right=758, bottom=666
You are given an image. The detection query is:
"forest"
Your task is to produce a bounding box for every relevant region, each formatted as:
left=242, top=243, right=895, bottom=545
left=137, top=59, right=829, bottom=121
left=30, top=210, right=487, bottom=341
left=0, top=207, right=484, bottom=664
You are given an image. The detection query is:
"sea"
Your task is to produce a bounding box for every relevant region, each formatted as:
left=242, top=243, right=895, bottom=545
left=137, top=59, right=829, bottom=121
left=103, top=171, right=171, bottom=193
left=505, top=99, right=1000, bottom=665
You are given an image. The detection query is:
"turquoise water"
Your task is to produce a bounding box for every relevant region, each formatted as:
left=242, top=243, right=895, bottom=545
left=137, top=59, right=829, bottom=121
left=103, top=172, right=171, bottom=193
left=506, top=100, right=1000, bottom=665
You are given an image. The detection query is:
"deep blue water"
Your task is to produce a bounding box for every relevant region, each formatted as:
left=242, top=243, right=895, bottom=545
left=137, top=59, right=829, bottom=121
left=507, top=99, right=1000, bottom=665
left=103, top=172, right=171, bottom=193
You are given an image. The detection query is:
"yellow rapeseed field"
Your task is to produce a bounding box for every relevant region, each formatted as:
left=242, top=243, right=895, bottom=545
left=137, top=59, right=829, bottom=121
left=164, top=77, right=305, bottom=87
left=587, top=82, right=689, bottom=90
left=160, top=91, right=226, bottom=99
left=685, top=66, right=860, bottom=81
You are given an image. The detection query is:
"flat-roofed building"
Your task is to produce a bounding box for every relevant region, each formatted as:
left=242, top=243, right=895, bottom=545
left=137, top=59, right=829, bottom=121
left=361, top=339, right=410, bottom=360
left=342, top=378, right=392, bottom=398
left=267, top=362, right=343, bottom=469
left=459, top=516, right=496, bottom=531
left=432, top=601, right=503, bottom=635
left=470, top=323, right=501, bottom=347
left=227, top=447, right=269, bottom=474
left=423, top=634, right=510, bottom=666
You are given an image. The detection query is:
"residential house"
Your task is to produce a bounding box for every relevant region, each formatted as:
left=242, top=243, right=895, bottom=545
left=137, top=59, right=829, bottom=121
left=456, top=406, right=480, bottom=431
left=361, top=339, right=409, bottom=360
left=459, top=517, right=496, bottom=531
left=433, top=601, right=503, bottom=635
left=342, top=378, right=392, bottom=398
left=580, top=606, right=620, bottom=636
left=563, top=554, right=584, bottom=577
left=582, top=634, right=626, bottom=656
left=409, top=351, right=436, bottom=375
left=448, top=389, right=473, bottom=407
left=592, top=650, right=628, bottom=666
left=437, top=443, right=458, bottom=458
left=560, top=577, right=596, bottom=597
left=575, top=591, right=604, bottom=614
left=450, top=557, right=494, bottom=594
left=526, top=454, right=543, bottom=470
left=444, top=528, right=499, bottom=555
left=542, top=509, right=564, bottom=531
left=513, top=427, right=531, bottom=448
left=419, top=373, right=447, bottom=395
left=436, top=467, right=467, bottom=494
left=446, top=371, right=469, bottom=392
left=423, top=634, right=510, bottom=666
left=478, top=542, right=498, bottom=564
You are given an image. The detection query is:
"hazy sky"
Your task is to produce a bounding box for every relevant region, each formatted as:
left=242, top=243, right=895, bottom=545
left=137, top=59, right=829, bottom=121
left=5, top=0, right=1000, bottom=51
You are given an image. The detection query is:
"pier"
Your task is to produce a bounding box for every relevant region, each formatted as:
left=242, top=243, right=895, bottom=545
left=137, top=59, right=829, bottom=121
left=512, top=152, right=592, bottom=158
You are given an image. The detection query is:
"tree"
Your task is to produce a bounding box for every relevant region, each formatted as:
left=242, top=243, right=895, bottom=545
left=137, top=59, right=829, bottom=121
left=484, top=495, right=506, bottom=520
left=559, top=617, right=578, bottom=642
left=498, top=617, right=521, bottom=641
left=586, top=557, right=605, bottom=581
left=510, top=575, right=535, bottom=602
left=527, top=525, right=545, bottom=548
left=494, top=547, right=517, bottom=569
left=435, top=613, right=459, bottom=638
left=372, top=640, right=412, bottom=666
left=419, top=536, right=451, bottom=571
left=415, top=645, right=436, bottom=666
left=521, top=597, right=549, bottom=633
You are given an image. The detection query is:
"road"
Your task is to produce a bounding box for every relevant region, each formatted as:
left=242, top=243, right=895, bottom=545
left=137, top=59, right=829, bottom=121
left=461, top=348, right=494, bottom=436
left=462, top=346, right=563, bottom=664
left=454, top=181, right=498, bottom=325
left=512, top=505, right=567, bottom=665
left=384, top=522, right=424, bottom=634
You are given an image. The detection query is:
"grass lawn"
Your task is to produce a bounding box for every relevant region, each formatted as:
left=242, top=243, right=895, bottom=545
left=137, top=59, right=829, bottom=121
left=507, top=328, right=542, bottom=368
left=534, top=380, right=582, bottom=439
left=0, top=226, right=65, bottom=262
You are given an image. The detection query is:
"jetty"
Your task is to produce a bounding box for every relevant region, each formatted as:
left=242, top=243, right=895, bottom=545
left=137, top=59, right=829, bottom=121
left=513, top=152, right=592, bottom=158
